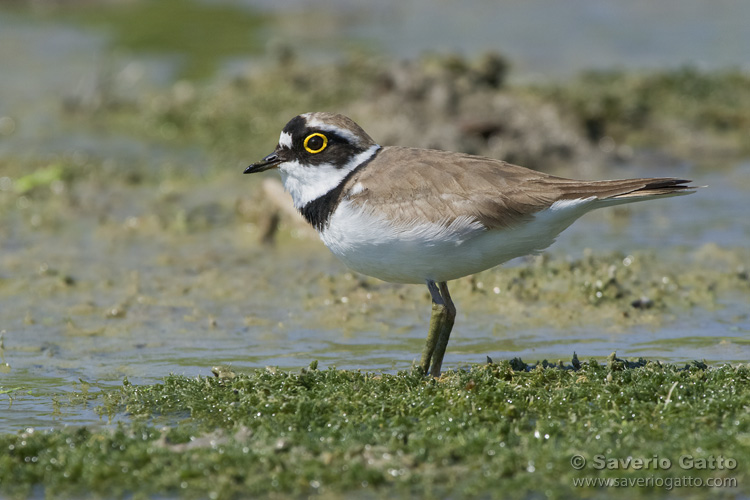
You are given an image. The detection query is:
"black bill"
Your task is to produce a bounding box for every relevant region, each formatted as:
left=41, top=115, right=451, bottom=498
left=244, top=151, right=283, bottom=174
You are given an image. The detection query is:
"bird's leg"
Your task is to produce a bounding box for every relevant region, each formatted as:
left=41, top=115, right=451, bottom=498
left=419, top=281, right=456, bottom=377
left=429, top=281, right=455, bottom=377
left=419, top=280, right=445, bottom=375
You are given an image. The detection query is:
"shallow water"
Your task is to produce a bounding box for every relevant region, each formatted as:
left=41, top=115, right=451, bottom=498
left=1, top=3, right=749, bottom=434
left=249, top=0, right=750, bottom=79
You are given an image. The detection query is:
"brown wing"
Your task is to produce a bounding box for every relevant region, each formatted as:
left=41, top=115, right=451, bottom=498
left=344, top=146, right=694, bottom=230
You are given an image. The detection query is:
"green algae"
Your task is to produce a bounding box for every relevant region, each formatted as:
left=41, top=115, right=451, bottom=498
left=1, top=359, right=748, bottom=499
left=12, top=164, right=66, bottom=195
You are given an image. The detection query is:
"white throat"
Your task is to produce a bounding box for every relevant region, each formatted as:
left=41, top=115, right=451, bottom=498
left=279, top=145, right=380, bottom=208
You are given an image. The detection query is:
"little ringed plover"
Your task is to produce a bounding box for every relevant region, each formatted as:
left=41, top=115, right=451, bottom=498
left=245, top=112, right=696, bottom=377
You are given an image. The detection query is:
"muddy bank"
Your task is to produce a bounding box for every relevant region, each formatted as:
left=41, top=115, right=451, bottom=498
left=62, top=52, right=750, bottom=174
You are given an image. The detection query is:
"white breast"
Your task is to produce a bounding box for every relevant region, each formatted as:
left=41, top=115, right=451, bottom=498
left=318, top=197, right=597, bottom=284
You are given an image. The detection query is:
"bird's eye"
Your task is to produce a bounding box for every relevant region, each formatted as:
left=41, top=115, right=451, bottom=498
left=303, top=133, right=328, bottom=154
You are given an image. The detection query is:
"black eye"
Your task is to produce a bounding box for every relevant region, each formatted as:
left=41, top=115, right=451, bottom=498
left=304, top=133, right=328, bottom=154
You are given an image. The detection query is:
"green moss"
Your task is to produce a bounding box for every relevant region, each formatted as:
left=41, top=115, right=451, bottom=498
left=2, top=360, right=748, bottom=498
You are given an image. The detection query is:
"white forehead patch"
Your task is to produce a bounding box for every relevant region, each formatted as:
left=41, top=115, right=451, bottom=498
left=278, top=131, right=293, bottom=149
left=305, top=115, right=359, bottom=145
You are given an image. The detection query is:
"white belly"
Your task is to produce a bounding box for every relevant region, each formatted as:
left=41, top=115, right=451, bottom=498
left=318, top=198, right=595, bottom=284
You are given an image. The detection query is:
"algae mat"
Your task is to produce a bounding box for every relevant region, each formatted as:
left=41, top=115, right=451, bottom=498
left=1, top=359, right=748, bottom=499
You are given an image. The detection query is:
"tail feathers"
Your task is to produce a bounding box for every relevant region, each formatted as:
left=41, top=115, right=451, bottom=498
left=607, top=178, right=696, bottom=200
left=553, top=178, right=698, bottom=204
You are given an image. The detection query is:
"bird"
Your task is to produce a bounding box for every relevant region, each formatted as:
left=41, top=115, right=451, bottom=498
left=244, top=112, right=696, bottom=377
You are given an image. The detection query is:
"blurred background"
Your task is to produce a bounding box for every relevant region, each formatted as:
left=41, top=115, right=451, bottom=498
left=1, top=0, right=749, bottom=431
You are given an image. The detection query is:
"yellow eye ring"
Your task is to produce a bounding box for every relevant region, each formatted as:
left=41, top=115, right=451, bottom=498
left=303, top=133, right=328, bottom=154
